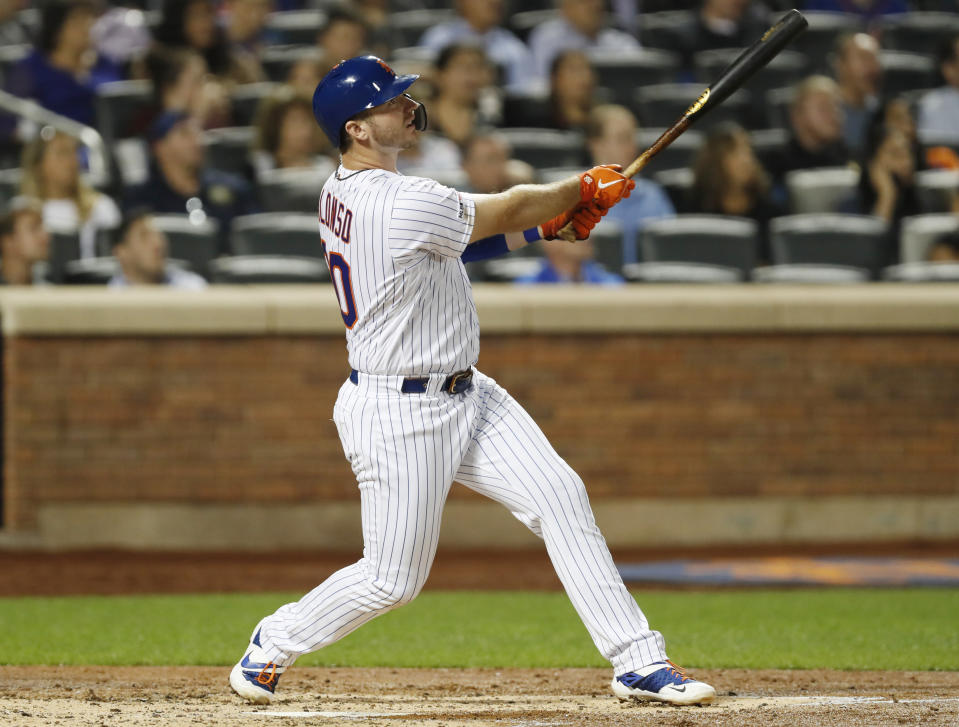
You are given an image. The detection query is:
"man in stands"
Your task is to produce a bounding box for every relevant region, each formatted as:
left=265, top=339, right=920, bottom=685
left=0, top=198, right=49, bottom=286
left=109, top=209, right=206, bottom=289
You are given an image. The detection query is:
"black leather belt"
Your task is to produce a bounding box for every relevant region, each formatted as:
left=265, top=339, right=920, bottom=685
left=349, top=368, right=473, bottom=394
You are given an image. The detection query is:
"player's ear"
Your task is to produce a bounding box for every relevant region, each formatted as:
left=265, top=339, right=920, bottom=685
left=343, top=118, right=369, bottom=144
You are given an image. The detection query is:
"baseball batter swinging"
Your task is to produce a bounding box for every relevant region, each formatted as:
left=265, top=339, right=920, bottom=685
left=230, top=55, right=716, bottom=707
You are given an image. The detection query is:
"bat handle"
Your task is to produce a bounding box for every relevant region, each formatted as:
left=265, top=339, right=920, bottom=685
left=555, top=116, right=692, bottom=243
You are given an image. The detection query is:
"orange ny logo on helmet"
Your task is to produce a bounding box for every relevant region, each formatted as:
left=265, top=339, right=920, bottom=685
left=374, top=58, right=395, bottom=76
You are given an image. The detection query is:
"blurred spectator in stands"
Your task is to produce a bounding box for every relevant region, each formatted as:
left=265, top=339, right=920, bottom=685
left=874, top=96, right=924, bottom=171
left=0, top=0, right=30, bottom=46
left=225, top=0, right=274, bottom=52
left=397, top=133, right=462, bottom=176
left=3, top=1, right=122, bottom=134
left=585, top=105, right=674, bottom=264
left=286, top=53, right=325, bottom=98
left=677, top=0, right=769, bottom=68
left=801, top=0, right=907, bottom=21
left=90, top=4, right=152, bottom=79
left=316, top=7, right=371, bottom=76
left=251, top=86, right=330, bottom=177
left=508, top=50, right=599, bottom=131
left=427, top=44, right=500, bottom=148
left=419, top=0, right=535, bottom=91
left=766, top=76, right=850, bottom=189
left=461, top=132, right=534, bottom=193
left=689, top=122, right=782, bottom=262
left=834, top=33, right=881, bottom=159
left=0, top=198, right=49, bottom=286
left=109, top=209, right=207, bottom=289
left=515, top=237, right=624, bottom=285
left=142, top=46, right=230, bottom=132
left=20, top=127, right=121, bottom=259
left=154, top=0, right=263, bottom=86
left=918, top=33, right=959, bottom=144
left=857, top=121, right=919, bottom=229
left=124, top=112, right=256, bottom=253
left=928, top=232, right=959, bottom=262
left=528, top=0, right=640, bottom=84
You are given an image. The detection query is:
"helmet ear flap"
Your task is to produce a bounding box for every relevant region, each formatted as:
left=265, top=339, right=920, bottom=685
left=406, top=94, right=428, bottom=132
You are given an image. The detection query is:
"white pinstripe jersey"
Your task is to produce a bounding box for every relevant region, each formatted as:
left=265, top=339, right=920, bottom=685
left=318, top=165, right=479, bottom=376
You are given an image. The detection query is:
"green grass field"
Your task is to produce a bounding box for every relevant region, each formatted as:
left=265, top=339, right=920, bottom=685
left=3, top=589, right=957, bottom=670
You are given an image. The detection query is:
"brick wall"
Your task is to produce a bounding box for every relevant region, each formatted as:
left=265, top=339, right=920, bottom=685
left=4, top=332, right=958, bottom=531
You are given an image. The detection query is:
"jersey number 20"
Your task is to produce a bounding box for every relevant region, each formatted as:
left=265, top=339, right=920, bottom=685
left=327, top=252, right=357, bottom=328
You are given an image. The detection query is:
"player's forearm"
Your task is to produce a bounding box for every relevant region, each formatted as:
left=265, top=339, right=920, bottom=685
left=469, top=177, right=580, bottom=241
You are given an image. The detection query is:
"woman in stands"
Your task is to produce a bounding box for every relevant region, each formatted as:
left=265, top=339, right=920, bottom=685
left=20, top=127, right=121, bottom=259
left=503, top=49, right=599, bottom=132
left=142, top=46, right=231, bottom=131
left=154, top=0, right=263, bottom=86
left=426, top=43, right=500, bottom=148
left=251, top=86, right=332, bottom=178
left=3, top=1, right=121, bottom=131
left=858, top=121, right=920, bottom=226
left=688, top=122, right=782, bottom=263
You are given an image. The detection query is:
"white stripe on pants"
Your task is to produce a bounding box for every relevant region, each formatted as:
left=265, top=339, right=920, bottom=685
left=257, top=370, right=667, bottom=675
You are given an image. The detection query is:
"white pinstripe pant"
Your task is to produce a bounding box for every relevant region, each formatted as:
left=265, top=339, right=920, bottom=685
left=258, top=369, right=667, bottom=675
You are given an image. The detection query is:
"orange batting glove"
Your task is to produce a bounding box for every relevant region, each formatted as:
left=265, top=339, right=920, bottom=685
left=540, top=201, right=607, bottom=241
left=580, top=164, right=635, bottom=208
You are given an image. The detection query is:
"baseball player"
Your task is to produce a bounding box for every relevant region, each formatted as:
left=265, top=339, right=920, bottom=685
left=230, top=55, right=716, bottom=707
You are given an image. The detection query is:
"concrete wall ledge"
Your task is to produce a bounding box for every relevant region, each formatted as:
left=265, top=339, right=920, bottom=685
left=1, top=284, right=957, bottom=336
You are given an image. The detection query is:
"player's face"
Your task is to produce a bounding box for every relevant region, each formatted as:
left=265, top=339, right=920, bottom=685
left=363, top=94, right=421, bottom=151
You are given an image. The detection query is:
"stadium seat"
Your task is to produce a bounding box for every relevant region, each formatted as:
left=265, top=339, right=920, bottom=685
left=202, top=127, right=255, bottom=177
left=753, top=264, right=870, bottom=283
left=639, top=215, right=759, bottom=276
left=509, top=9, right=559, bottom=42
left=262, top=45, right=320, bottom=83
left=785, top=167, right=860, bottom=214
left=769, top=214, right=888, bottom=277
left=879, top=51, right=937, bottom=98
left=231, top=213, right=324, bottom=258
left=637, top=10, right=696, bottom=52
left=635, top=83, right=752, bottom=132
left=915, top=169, right=959, bottom=213
left=636, top=128, right=704, bottom=173
left=62, top=256, right=119, bottom=285
left=388, top=9, right=457, bottom=48
left=764, top=87, right=795, bottom=131
left=264, top=9, right=326, bottom=46
left=590, top=220, right=625, bottom=274
left=790, top=12, right=863, bottom=74
left=113, top=138, right=149, bottom=186
left=0, top=43, right=29, bottom=85
left=588, top=48, right=682, bottom=107
left=878, top=12, right=959, bottom=56
left=209, top=255, right=330, bottom=284
left=230, top=82, right=280, bottom=127
left=496, top=128, right=586, bottom=169
left=624, top=261, right=743, bottom=283
left=0, top=167, right=22, bottom=204
left=483, top=256, right=544, bottom=282
left=882, top=261, right=959, bottom=282
left=899, top=213, right=959, bottom=263
left=693, top=48, right=806, bottom=101
left=749, top=128, right=790, bottom=171
left=45, top=232, right=82, bottom=284
left=94, top=80, right=153, bottom=145
left=152, top=214, right=220, bottom=278
left=257, top=164, right=334, bottom=213
left=652, top=167, right=694, bottom=211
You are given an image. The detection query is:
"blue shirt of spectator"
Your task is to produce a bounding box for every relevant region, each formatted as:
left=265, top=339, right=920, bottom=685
left=801, top=0, right=908, bottom=19
left=604, top=178, right=675, bottom=265
left=516, top=258, right=625, bottom=285
left=420, top=19, right=535, bottom=92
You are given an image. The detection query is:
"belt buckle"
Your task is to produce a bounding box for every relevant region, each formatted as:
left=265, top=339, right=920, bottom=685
left=447, top=370, right=471, bottom=394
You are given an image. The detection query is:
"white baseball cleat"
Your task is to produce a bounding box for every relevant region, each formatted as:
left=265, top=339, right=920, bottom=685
left=611, top=660, right=716, bottom=706
left=229, top=621, right=287, bottom=704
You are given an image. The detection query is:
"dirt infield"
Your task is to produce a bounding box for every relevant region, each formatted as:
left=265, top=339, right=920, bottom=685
left=1, top=666, right=957, bottom=727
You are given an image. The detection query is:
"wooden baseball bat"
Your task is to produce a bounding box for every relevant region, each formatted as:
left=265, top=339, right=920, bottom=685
left=557, top=9, right=808, bottom=242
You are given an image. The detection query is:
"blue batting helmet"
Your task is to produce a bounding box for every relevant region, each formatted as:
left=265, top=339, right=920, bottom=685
left=312, top=55, right=425, bottom=146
